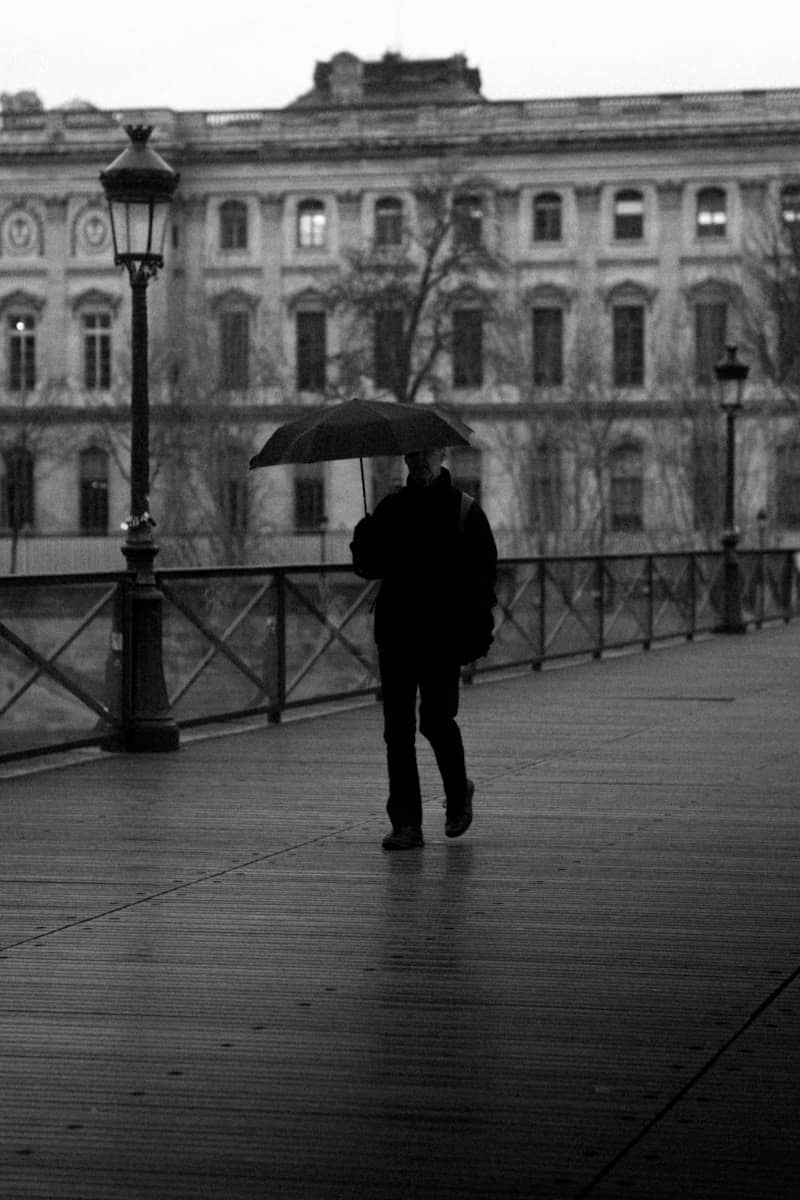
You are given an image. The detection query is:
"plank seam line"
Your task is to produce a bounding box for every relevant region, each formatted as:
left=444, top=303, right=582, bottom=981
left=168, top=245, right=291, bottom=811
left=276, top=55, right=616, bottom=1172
left=573, top=959, right=800, bottom=1199
left=0, top=820, right=379, bottom=954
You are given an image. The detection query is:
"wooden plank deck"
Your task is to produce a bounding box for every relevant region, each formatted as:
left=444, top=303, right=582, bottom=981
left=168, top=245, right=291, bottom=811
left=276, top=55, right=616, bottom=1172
left=1, top=624, right=799, bottom=1200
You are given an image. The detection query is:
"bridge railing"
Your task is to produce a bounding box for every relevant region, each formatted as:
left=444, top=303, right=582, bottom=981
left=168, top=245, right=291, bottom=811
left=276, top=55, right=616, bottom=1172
left=1, top=548, right=797, bottom=764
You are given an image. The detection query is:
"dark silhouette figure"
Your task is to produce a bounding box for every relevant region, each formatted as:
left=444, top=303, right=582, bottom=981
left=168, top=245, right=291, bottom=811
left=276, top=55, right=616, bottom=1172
left=351, top=449, right=497, bottom=850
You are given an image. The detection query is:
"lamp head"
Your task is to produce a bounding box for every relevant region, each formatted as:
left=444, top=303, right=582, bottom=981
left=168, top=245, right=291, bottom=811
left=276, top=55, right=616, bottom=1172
left=100, top=125, right=179, bottom=275
left=714, top=344, right=749, bottom=413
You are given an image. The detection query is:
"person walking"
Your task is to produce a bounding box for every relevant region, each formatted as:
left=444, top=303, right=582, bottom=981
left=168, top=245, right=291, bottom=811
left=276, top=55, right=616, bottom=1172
left=351, top=448, right=497, bottom=851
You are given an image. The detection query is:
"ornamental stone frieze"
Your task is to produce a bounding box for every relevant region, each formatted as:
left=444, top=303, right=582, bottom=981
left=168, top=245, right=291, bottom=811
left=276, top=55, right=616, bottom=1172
left=0, top=204, right=44, bottom=257
left=70, top=201, right=112, bottom=257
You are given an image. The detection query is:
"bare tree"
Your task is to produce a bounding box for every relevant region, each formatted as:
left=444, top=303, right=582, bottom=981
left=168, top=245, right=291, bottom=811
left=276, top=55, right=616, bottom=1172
left=742, top=191, right=800, bottom=406
left=1, top=378, right=82, bottom=573
left=327, top=168, right=508, bottom=407
left=93, top=300, right=284, bottom=567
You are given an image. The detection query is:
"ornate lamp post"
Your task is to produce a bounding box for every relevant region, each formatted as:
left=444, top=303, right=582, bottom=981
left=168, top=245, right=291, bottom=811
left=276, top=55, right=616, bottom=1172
left=100, top=125, right=180, bottom=750
left=714, top=344, right=749, bottom=634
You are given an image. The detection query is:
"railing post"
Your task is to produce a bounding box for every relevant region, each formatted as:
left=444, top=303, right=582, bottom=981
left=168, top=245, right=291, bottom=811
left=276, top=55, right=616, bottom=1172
left=687, top=553, right=696, bottom=642
left=593, top=556, right=604, bottom=659
left=644, top=555, right=654, bottom=650
left=269, top=570, right=287, bottom=723
left=534, top=557, right=546, bottom=671
left=782, top=550, right=795, bottom=623
left=101, top=576, right=127, bottom=750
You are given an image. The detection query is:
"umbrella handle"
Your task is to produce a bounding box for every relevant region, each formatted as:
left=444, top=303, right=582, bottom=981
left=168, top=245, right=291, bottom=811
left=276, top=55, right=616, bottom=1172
left=360, top=458, right=368, bottom=515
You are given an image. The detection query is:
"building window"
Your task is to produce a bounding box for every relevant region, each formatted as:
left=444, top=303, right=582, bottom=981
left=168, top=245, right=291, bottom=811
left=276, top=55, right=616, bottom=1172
left=297, top=199, right=327, bottom=249
left=778, top=283, right=800, bottom=383
left=452, top=309, right=483, bottom=387
left=448, top=446, right=482, bottom=506
left=530, top=441, right=561, bottom=533
left=294, top=462, right=326, bottom=530
left=610, top=442, right=644, bottom=532
left=697, top=187, right=727, bottom=238
left=375, top=197, right=403, bottom=247
left=453, top=194, right=483, bottom=249
left=1, top=444, right=34, bottom=530
left=373, top=308, right=405, bottom=394
left=776, top=441, right=800, bottom=528
left=220, top=200, right=248, bottom=251
left=781, top=184, right=800, bottom=229
left=694, top=302, right=727, bottom=384
left=612, top=305, right=645, bottom=387
left=83, top=312, right=111, bottom=390
left=692, top=435, right=722, bottom=533
left=614, top=189, right=644, bottom=240
left=218, top=310, right=250, bottom=390
left=533, top=192, right=562, bottom=242
left=7, top=314, right=36, bottom=391
left=215, top=441, right=249, bottom=535
left=79, top=446, right=109, bottom=535
left=296, top=311, right=326, bottom=391
left=532, top=307, right=564, bottom=386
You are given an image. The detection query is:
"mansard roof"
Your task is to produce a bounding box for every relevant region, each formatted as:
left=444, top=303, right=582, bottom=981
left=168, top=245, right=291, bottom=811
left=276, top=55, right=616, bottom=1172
left=289, top=51, right=484, bottom=108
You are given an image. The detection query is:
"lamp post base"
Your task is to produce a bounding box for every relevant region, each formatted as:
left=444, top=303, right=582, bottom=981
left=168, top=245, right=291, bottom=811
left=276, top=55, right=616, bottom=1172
left=715, top=529, right=748, bottom=636
left=122, top=530, right=180, bottom=753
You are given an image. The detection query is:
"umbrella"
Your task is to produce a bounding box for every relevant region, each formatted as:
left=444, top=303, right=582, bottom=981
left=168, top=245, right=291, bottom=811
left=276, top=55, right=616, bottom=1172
left=249, top=398, right=473, bottom=513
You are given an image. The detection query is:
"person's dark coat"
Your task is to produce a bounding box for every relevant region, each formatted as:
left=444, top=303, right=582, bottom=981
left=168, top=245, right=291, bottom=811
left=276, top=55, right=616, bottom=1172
left=350, top=467, right=497, bottom=663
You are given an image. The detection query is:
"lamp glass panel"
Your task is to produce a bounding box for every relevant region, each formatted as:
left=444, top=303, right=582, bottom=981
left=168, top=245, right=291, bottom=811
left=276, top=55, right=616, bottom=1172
left=128, top=202, right=155, bottom=257
left=150, top=202, right=171, bottom=258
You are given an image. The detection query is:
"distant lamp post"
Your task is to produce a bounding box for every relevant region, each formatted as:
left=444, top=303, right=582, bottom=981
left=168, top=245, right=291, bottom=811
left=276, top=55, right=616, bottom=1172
left=756, top=507, right=768, bottom=627
left=714, top=344, right=749, bottom=634
left=100, top=125, right=180, bottom=750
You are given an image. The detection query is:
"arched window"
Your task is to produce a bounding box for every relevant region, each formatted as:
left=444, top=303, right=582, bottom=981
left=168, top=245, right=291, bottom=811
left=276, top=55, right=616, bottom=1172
left=79, top=445, right=109, bottom=535
left=452, top=308, right=483, bottom=387
left=781, top=184, right=800, bottom=231
left=6, top=312, right=36, bottom=391
left=530, top=441, right=561, bottom=533
left=373, top=307, right=405, bottom=394
left=448, top=447, right=482, bottom=506
left=294, top=462, right=326, bottom=530
left=776, top=441, right=800, bottom=528
left=533, top=192, right=562, bottom=242
left=610, top=441, right=644, bottom=532
left=532, top=306, right=564, bottom=386
left=296, top=308, right=327, bottom=392
left=218, top=309, right=250, bottom=390
left=614, top=189, right=644, bottom=240
left=215, top=440, right=249, bottom=535
left=694, top=298, right=728, bottom=384
left=1, top=443, right=34, bottom=531
left=453, top=194, right=483, bottom=249
left=82, top=311, right=112, bottom=390
left=219, top=200, right=248, bottom=251
left=612, top=305, right=645, bottom=387
left=297, top=199, right=327, bottom=249
left=374, top=197, right=403, bottom=247
left=696, top=187, right=727, bottom=238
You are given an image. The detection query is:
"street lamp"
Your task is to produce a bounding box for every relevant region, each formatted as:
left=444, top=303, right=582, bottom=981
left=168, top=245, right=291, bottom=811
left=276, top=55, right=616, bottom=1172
left=714, top=344, right=749, bottom=634
left=100, top=125, right=180, bottom=750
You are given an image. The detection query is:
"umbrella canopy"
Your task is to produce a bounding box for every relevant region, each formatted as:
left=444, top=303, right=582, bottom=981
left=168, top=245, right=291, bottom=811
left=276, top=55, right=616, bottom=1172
left=249, top=398, right=472, bottom=468
left=249, top=398, right=473, bottom=512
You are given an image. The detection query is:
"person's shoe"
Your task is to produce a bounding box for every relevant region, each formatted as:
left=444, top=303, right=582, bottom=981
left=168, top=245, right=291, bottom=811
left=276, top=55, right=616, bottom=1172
left=445, top=780, right=474, bottom=839
left=382, top=826, right=424, bottom=852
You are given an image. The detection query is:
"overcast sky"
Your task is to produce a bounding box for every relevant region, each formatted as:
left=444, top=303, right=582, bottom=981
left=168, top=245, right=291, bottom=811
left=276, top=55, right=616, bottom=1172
left=2, top=0, right=798, bottom=112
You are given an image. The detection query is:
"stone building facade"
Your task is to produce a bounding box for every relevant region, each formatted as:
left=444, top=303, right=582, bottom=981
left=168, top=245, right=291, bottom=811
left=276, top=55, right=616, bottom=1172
left=1, top=54, right=799, bottom=568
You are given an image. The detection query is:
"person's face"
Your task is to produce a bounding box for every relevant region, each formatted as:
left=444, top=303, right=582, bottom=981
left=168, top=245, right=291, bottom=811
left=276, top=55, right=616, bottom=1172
left=405, top=449, right=445, bottom=487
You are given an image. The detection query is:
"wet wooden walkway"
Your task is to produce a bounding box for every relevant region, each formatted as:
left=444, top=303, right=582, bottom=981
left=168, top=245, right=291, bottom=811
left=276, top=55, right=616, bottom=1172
left=1, top=623, right=799, bottom=1199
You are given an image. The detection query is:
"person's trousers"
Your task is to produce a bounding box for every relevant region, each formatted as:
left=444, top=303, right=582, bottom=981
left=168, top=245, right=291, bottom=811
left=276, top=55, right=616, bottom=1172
left=378, top=639, right=468, bottom=830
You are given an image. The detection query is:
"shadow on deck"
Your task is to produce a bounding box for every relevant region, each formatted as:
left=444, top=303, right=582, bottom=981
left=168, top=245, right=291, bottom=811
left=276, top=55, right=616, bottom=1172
left=1, top=625, right=799, bottom=1199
